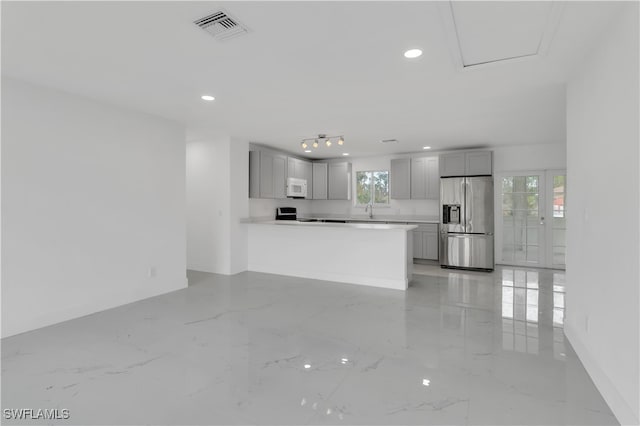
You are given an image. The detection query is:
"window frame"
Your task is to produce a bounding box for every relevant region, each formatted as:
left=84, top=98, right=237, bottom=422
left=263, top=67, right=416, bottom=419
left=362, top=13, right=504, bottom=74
left=354, top=169, right=390, bottom=207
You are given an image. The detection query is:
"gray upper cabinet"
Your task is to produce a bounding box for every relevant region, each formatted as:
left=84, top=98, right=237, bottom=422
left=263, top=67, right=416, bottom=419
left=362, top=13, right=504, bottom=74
left=259, top=151, right=275, bottom=198
left=465, top=151, right=493, bottom=176
left=300, top=160, right=313, bottom=199
left=328, top=162, right=351, bottom=200
left=287, top=157, right=298, bottom=179
left=249, top=149, right=287, bottom=199
left=440, top=151, right=492, bottom=176
left=390, top=158, right=411, bottom=199
left=439, top=152, right=466, bottom=177
left=273, top=154, right=286, bottom=199
left=425, top=157, right=439, bottom=199
left=411, top=156, right=439, bottom=200
left=411, top=158, right=426, bottom=199
left=288, top=157, right=313, bottom=199
left=312, top=162, right=328, bottom=200
left=249, top=151, right=260, bottom=198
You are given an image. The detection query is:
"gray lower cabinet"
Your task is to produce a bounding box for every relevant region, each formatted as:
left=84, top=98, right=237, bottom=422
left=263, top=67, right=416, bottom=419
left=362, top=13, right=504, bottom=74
left=422, top=231, right=439, bottom=260
left=390, top=158, right=411, bottom=199
left=328, top=162, right=351, bottom=200
left=413, top=229, right=423, bottom=258
left=312, top=162, right=328, bottom=199
left=249, top=150, right=286, bottom=199
left=411, top=223, right=439, bottom=260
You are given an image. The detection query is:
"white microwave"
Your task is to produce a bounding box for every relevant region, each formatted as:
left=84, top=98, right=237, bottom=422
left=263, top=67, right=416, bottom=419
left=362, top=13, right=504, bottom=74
left=286, top=177, right=307, bottom=198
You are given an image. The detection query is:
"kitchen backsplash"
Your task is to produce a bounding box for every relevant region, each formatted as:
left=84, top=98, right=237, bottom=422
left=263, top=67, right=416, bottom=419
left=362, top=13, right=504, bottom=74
left=249, top=198, right=439, bottom=218
left=249, top=198, right=312, bottom=219
left=310, top=199, right=439, bottom=217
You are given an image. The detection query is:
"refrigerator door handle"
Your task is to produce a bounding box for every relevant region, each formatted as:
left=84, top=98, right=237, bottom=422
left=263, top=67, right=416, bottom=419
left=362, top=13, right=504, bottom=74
left=461, top=179, right=467, bottom=231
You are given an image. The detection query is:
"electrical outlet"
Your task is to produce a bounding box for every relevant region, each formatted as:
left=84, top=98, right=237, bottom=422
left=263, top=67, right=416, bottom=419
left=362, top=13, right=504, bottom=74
left=147, top=267, right=156, bottom=278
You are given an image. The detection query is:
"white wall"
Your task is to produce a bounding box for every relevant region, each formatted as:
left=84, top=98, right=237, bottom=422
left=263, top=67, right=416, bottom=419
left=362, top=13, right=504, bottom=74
left=186, top=138, right=231, bottom=273
left=229, top=138, right=249, bottom=274
left=492, top=143, right=566, bottom=173
left=186, top=137, right=249, bottom=274
left=565, top=4, right=639, bottom=425
left=1, top=77, right=187, bottom=338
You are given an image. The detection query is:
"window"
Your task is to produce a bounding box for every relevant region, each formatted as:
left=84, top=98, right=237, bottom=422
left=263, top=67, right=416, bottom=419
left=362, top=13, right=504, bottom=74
left=356, top=170, right=389, bottom=205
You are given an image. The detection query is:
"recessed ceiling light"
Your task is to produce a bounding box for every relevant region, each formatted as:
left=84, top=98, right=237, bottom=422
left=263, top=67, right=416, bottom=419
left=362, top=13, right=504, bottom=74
left=304, top=150, right=312, bottom=153
left=404, top=48, right=423, bottom=59
left=201, top=95, right=215, bottom=101
left=342, top=153, right=349, bottom=156
left=423, top=146, right=431, bottom=150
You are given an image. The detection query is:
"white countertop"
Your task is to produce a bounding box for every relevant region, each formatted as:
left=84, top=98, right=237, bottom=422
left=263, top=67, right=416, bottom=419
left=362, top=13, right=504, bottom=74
left=298, top=214, right=439, bottom=224
left=249, top=220, right=418, bottom=231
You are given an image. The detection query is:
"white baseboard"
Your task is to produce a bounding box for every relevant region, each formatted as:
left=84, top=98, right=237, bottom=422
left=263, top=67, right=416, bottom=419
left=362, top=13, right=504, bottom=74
left=2, top=278, right=186, bottom=339
left=565, top=323, right=639, bottom=426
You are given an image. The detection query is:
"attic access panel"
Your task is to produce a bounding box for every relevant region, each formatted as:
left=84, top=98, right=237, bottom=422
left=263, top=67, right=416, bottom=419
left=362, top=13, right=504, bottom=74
left=442, top=1, right=563, bottom=68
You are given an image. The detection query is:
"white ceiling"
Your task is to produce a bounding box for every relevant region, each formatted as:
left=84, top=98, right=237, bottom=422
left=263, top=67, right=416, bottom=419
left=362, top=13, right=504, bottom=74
left=1, top=1, right=625, bottom=159
left=450, top=1, right=554, bottom=66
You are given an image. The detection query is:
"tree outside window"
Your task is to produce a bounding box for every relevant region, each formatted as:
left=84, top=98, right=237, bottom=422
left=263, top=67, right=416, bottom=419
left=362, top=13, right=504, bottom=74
left=356, top=170, right=389, bottom=205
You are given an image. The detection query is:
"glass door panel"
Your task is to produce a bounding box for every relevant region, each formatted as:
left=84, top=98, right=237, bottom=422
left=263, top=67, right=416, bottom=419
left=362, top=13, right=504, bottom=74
left=496, top=172, right=546, bottom=267
left=546, top=171, right=567, bottom=269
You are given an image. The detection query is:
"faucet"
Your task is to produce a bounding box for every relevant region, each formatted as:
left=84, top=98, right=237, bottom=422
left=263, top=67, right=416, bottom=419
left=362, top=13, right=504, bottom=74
left=364, top=202, right=373, bottom=219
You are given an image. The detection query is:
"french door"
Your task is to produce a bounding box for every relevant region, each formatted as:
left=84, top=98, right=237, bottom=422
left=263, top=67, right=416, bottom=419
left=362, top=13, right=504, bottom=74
left=495, top=170, right=566, bottom=269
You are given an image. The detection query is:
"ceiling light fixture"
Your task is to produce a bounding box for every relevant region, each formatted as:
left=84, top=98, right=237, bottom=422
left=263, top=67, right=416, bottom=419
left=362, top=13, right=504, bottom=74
left=301, top=134, right=345, bottom=150
left=201, top=95, right=215, bottom=101
left=342, top=153, right=349, bottom=156
left=404, top=48, right=423, bottom=59
left=423, top=146, right=431, bottom=150
left=304, top=150, right=312, bottom=153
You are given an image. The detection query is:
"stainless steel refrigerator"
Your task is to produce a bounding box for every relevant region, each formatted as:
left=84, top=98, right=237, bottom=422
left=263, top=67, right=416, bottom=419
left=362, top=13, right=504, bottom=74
left=440, top=176, right=494, bottom=271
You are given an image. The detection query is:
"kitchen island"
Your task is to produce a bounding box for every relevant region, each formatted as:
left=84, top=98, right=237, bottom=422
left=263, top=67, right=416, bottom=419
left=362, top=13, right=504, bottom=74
left=246, top=221, right=417, bottom=290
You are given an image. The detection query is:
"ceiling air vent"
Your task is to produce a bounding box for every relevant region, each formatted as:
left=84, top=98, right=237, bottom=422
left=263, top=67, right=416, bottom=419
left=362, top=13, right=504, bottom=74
left=381, top=139, right=399, bottom=144
left=194, top=10, right=249, bottom=41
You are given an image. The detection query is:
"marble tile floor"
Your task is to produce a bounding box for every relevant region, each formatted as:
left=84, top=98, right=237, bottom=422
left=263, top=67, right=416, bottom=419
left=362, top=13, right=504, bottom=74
left=1, top=266, right=617, bottom=425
